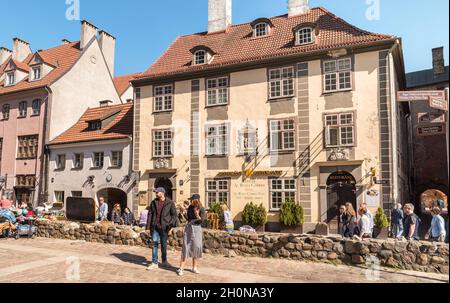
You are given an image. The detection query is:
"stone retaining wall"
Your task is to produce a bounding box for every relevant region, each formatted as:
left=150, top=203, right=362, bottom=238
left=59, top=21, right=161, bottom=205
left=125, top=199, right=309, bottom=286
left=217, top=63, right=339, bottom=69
left=35, top=220, right=449, bottom=274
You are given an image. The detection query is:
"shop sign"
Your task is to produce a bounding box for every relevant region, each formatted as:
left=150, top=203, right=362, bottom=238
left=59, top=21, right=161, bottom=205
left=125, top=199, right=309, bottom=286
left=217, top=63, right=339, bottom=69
left=417, top=124, right=446, bottom=136
left=429, top=96, right=448, bottom=111
left=418, top=112, right=446, bottom=124
left=397, top=91, right=446, bottom=102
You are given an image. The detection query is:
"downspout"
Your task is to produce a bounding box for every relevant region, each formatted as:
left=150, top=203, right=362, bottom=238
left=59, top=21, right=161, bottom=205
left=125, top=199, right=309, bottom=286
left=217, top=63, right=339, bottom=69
left=41, top=86, right=53, bottom=206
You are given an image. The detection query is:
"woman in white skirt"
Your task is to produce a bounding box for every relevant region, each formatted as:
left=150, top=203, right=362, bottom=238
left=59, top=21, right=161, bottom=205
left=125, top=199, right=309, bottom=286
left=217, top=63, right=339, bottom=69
left=177, top=194, right=206, bottom=276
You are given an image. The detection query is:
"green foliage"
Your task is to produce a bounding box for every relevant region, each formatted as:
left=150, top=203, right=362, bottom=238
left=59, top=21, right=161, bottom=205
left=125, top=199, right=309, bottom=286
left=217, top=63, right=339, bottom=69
left=279, top=200, right=304, bottom=226
left=208, top=202, right=224, bottom=215
left=242, top=202, right=268, bottom=226
left=374, top=207, right=390, bottom=229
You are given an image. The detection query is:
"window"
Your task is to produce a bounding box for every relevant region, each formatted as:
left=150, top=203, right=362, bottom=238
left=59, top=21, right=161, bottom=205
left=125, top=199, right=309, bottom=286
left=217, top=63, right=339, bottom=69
left=323, top=58, right=352, bottom=92
left=270, top=119, right=295, bottom=152
left=16, top=175, right=36, bottom=187
left=153, top=129, right=173, bottom=158
left=238, top=123, right=257, bottom=156
left=88, top=121, right=102, bottom=131
left=32, top=99, right=41, bottom=115
left=154, top=84, right=173, bottom=112
left=17, top=135, right=38, bottom=159
left=32, top=66, right=41, bottom=80
left=207, top=77, right=229, bottom=106
left=55, top=191, right=65, bottom=204
left=206, top=124, right=228, bottom=156
left=324, top=112, right=355, bottom=147
left=270, top=179, right=296, bottom=210
left=254, top=22, right=269, bottom=37
left=194, top=50, right=207, bottom=65
left=93, top=152, right=104, bottom=168
left=1, top=104, right=10, bottom=120
left=6, top=72, right=15, bottom=86
left=71, top=191, right=83, bottom=198
left=111, top=151, right=123, bottom=167
left=18, top=101, right=27, bottom=118
left=73, top=153, right=83, bottom=169
left=56, top=154, right=66, bottom=170
left=206, top=179, right=230, bottom=209
left=269, top=67, right=294, bottom=99
left=296, top=27, right=315, bottom=45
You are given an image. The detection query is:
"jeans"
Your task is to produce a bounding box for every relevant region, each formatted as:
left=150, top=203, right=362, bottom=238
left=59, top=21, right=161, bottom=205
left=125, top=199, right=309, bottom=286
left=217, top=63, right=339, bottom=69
left=152, top=227, right=168, bottom=264
left=392, top=224, right=403, bottom=239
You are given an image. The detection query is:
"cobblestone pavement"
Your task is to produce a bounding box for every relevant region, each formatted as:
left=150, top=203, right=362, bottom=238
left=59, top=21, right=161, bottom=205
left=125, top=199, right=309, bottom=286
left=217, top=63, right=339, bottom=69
left=0, top=238, right=448, bottom=283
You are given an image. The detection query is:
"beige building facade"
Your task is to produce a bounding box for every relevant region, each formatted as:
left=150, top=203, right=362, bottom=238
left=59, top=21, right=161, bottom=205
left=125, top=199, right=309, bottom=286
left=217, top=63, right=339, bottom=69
left=132, top=1, right=410, bottom=232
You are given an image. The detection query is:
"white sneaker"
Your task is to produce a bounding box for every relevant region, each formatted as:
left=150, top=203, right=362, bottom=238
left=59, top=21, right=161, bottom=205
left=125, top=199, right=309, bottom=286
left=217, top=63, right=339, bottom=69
left=192, top=268, right=200, bottom=274
left=146, top=263, right=158, bottom=271
left=177, top=268, right=184, bottom=276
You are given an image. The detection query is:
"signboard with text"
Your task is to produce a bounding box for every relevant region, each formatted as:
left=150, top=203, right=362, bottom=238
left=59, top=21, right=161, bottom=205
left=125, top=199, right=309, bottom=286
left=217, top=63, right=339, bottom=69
left=429, top=96, right=448, bottom=111
left=418, top=112, right=446, bottom=124
left=417, top=124, right=446, bottom=137
left=397, top=91, right=446, bottom=102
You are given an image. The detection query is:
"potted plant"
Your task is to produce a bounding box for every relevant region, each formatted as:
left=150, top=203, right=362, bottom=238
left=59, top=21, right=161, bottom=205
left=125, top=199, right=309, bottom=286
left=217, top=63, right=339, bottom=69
left=373, top=207, right=390, bottom=239
left=242, top=202, right=267, bottom=232
left=279, top=200, right=304, bottom=234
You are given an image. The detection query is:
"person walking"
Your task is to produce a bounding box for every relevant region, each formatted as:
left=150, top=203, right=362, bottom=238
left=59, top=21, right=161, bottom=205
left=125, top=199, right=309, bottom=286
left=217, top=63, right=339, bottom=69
left=357, top=207, right=372, bottom=239
left=221, top=204, right=234, bottom=233
left=360, top=202, right=374, bottom=237
left=425, top=207, right=446, bottom=242
left=177, top=194, right=206, bottom=276
left=343, top=203, right=356, bottom=238
left=97, top=197, right=108, bottom=221
left=146, top=187, right=177, bottom=270
left=122, top=207, right=135, bottom=226
left=391, top=203, right=404, bottom=239
left=111, top=204, right=123, bottom=225
left=337, top=205, right=346, bottom=237
left=403, top=203, right=420, bottom=241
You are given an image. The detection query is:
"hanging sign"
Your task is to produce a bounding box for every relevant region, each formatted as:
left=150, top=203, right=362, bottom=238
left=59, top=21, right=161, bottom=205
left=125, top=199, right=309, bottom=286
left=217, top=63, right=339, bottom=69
left=417, top=124, right=446, bottom=136
left=429, top=96, right=448, bottom=111
left=397, top=91, right=446, bottom=102
left=418, top=112, right=446, bottom=124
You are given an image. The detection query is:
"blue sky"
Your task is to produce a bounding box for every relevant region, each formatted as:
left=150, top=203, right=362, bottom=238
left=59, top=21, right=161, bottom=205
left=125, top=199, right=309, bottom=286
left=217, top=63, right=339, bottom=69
left=1, top=0, right=449, bottom=76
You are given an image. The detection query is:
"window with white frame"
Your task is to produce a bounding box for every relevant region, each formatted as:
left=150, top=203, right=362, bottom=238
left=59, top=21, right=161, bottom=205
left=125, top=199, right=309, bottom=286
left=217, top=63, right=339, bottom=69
left=323, top=58, right=352, bottom=92
left=6, top=72, right=15, bottom=86
left=154, top=84, right=173, bottom=112
left=194, top=50, right=207, bottom=65
left=32, top=99, right=41, bottom=115
left=18, top=101, right=27, bottom=117
left=270, top=179, right=296, bottom=210
left=32, top=66, right=41, bottom=80
left=56, top=154, right=66, bottom=170
left=206, top=179, right=230, bottom=209
left=1, top=104, right=10, bottom=120
left=54, top=191, right=65, bottom=204
left=111, top=151, right=123, bottom=167
left=324, top=112, right=355, bottom=148
left=73, top=153, right=83, bottom=169
left=153, top=129, right=173, bottom=158
left=270, top=119, right=295, bottom=152
left=206, top=124, right=228, bottom=156
left=268, top=67, right=294, bottom=99
left=93, top=152, right=104, bottom=168
left=207, top=77, right=229, bottom=106
left=254, top=22, right=269, bottom=37
left=296, top=27, right=315, bottom=45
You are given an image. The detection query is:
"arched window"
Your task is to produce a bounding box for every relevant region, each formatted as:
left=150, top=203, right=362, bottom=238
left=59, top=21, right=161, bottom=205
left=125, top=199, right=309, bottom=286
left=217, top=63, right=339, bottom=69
left=296, top=27, right=315, bottom=45
left=194, top=50, right=207, bottom=65
left=254, top=22, right=269, bottom=37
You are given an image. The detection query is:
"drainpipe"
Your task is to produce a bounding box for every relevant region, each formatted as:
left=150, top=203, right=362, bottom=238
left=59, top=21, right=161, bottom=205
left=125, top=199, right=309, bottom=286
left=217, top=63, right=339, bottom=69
left=41, top=86, right=53, bottom=207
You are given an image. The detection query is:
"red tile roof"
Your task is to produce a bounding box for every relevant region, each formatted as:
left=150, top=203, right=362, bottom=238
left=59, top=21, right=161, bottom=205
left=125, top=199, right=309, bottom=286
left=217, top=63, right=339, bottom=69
left=137, top=7, right=395, bottom=80
left=50, top=102, right=133, bottom=145
left=0, top=41, right=81, bottom=95
left=113, top=73, right=141, bottom=96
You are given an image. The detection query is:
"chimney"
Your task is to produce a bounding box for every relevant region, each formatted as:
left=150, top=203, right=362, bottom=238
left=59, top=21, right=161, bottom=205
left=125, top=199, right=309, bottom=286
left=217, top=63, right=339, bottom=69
left=208, top=0, right=232, bottom=33
left=98, top=30, right=116, bottom=76
left=0, top=47, right=12, bottom=64
left=432, top=47, right=445, bottom=76
left=80, top=20, right=98, bottom=50
left=288, top=0, right=310, bottom=17
left=12, top=38, right=32, bottom=62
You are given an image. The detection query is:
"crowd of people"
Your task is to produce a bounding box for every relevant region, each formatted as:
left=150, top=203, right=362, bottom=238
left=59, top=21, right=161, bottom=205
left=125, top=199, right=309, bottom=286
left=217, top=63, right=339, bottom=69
left=337, top=201, right=447, bottom=242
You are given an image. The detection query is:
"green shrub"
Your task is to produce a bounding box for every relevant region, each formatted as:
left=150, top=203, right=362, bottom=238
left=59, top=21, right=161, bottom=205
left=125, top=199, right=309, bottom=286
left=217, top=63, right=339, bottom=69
left=208, top=202, right=224, bottom=215
left=374, top=207, right=390, bottom=229
left=242, top=202, right=267, bottom=226
left=280, top=200, right=304, bottom=226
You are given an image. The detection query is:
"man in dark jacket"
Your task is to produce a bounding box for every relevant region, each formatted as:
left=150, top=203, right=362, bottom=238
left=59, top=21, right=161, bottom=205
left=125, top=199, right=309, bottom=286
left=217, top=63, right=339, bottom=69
left=146, top=187, right=177, bottom=270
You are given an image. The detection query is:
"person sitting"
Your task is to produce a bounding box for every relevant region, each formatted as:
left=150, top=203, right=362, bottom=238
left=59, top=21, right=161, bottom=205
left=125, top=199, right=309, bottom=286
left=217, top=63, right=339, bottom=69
left=139, top=206, right=150, bottom=228
left=0, top=196, right=11, bottom=210
left=111, top=204, right=123, bottom=225
left=221, top=204, right=234, bottom=233
left=121, top=207, right=135, bottom=226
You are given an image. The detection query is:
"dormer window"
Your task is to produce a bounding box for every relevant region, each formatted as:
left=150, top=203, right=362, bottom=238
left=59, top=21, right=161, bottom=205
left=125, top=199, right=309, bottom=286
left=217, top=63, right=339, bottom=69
left=32, top=66, right=41, bottom=81
left=254, top=22, right=269, bottom=37
left=6, top=72, right=15, bottom=86
left=194, top=50, right=207, bottom=65
left=296, top=26, right=315, bottom=45
left=88, top=120, right=102, bottom=131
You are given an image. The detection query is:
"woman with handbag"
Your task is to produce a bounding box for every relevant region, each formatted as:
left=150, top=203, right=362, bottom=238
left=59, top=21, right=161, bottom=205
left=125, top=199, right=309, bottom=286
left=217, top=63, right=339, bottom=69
left=177, top=194, right=206, bottom=276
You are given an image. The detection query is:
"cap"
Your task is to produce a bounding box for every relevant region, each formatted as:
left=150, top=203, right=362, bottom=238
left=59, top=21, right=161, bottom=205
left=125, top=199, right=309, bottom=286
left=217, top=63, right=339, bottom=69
left=188, top=194, right=201, bottom=201
left=153, top=187, right=166, bottom=194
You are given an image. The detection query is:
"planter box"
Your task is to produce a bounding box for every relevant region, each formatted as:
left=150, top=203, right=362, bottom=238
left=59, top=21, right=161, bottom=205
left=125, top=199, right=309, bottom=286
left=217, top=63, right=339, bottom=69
left=280, top=224, right=303, bottom=235
left=373, top=227, right=389, bottom=239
